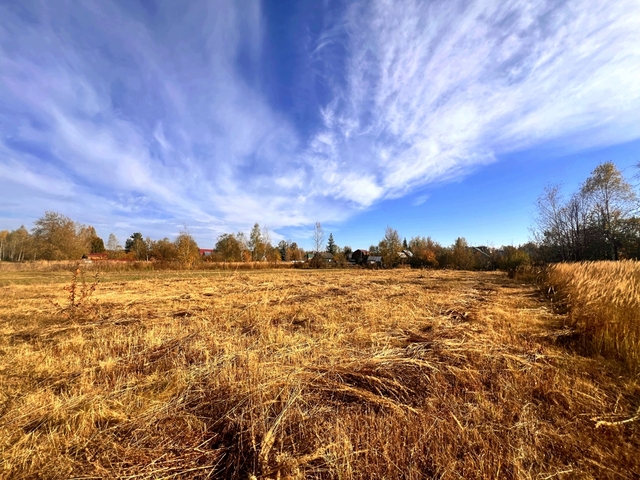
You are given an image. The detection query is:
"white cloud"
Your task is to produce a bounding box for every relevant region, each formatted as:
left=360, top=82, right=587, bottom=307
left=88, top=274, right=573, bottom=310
left=1, top=0, right=640, bottom=244
left=308, top=0, right=640, bottom=201
left=0, top=158, right=76, bottom=197
left=412, top=195, right=430, bottom=207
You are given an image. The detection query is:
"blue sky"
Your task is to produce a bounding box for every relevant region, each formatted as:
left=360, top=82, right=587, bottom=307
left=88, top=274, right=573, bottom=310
left=1, top=0, right=639, bottom=250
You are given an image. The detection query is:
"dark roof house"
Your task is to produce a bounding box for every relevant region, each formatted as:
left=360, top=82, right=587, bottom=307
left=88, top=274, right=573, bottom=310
left=314, top=252, right=335, bottom=262
left=367, top=255, right=382, bottom=263
left=352, top=249, right=369, bottom=264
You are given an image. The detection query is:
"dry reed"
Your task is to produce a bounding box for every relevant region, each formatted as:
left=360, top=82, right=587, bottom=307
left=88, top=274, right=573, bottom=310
left=0, top=260, right=294, bottom=274
left=546, top=260, right=640, bottom=371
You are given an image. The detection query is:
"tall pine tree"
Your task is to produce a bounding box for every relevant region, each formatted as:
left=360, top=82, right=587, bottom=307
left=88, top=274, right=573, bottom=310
left=326, top=233, right=337, bottom=255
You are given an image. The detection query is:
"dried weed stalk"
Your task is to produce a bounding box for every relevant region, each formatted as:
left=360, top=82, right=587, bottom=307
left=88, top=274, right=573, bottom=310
left=51, top=262, right=100, bottom=319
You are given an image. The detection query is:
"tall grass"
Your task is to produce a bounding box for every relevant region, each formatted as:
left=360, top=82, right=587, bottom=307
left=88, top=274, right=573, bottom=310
left=0, top=259, right=294, bottom=273
left=546, top=260, right=640, bottom=371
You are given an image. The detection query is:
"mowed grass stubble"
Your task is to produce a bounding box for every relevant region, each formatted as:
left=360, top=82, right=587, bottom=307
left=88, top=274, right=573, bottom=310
left=0, top=267, right=638, bottom=479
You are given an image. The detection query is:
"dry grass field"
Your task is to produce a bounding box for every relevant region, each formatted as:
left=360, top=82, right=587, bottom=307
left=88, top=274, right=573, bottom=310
left=0, top=266, right=638, bottom=479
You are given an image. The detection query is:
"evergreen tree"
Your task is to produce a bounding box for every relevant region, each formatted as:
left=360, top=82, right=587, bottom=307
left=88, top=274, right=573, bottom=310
left=278, top=240, right=289, bottom=261
left=91, top=236, right=106, bottom=253
left=125, top=233, right=147, bottom=260
left=326, top=233, right=337, bottom=255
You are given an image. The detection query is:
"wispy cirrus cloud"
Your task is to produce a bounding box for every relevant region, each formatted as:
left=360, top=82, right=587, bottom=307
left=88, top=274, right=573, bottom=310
left=307, top=0, right=640, bottom=203
left=1, top=0, right=639, bottom=244
left=0, top=0, right=305, bottom=239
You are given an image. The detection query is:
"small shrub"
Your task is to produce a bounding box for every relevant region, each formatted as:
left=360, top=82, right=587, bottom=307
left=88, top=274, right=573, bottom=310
left=498, top=246, right=530, bottom=278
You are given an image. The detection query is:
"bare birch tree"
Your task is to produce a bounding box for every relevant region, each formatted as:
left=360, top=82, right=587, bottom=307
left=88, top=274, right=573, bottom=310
left=313, top=222, right=324, bottom=254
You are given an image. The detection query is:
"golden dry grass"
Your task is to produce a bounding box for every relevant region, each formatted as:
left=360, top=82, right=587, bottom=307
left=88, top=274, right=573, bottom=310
left=0, top=267, right=638, bottom=479
left=546, top=260, right=640, bottom=372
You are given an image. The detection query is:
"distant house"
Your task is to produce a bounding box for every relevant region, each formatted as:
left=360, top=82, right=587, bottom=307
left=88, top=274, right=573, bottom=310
left=313, top=252, right=335, bottom=264
left=199, top=249, right=213, bottom=257
left=352, top=249, right=369, bottom=265
left=397, top=250, right=413, bottom=265
left=366, top=255, right=383, bottom=267
left=469, top=246, right=495, bottom=269
left=471, top=246, right=492, bottom=258
left=351, top=249, right=384, bottom=267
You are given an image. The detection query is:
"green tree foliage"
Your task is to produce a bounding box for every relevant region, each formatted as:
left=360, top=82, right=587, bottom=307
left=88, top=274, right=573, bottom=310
left=78, top=225, right=105, bottom=254
left=618, top=217, right=640, bottom=259
left=277, top=239, right=302, bottom=262
left=278, top=240, right=289, bottom=261
left=497, top=246, right=530, bottom=277
left=265, top=245, right=281, bottom=263
left=287, top=242, right=304, bottom=261
left=326, top=233, right=338, bottom=255
left=125, top=233, right=142, bottom=252
left=248, top=223, right=265, bottom=261
left=125, top=233, right=148, bottom=261
left=91, top=236, right=106, bottom=253
left=234, top=232, right=250, bottom=261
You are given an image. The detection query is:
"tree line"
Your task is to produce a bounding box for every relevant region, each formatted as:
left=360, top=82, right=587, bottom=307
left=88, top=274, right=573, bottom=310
left=0, top=212, right=104, bottom=262
left=210, top=224, right=305, bottom=263
left=213, top=162, right=639, bottom=270
left=0, top=211, right=201, bottom=266
left=1, top=162, right=637, bottom=269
